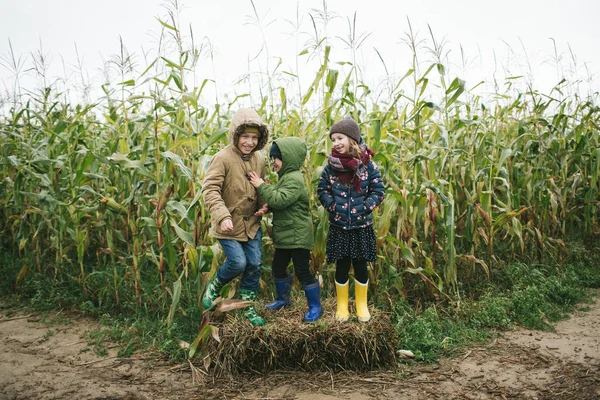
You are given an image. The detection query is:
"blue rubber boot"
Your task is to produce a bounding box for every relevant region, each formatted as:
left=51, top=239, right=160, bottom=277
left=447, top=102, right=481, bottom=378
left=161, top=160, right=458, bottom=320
left=303, top=281, right=322, bottom=323
left=265, top=274, right=293, bottom=311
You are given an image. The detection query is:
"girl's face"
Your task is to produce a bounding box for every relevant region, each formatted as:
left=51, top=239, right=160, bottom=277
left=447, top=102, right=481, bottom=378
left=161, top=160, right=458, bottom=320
left=271, top=157, right=283, bottom=172
left=330, top=133, right=350, bottom=155
left=237, top=132, right=260, bottom=155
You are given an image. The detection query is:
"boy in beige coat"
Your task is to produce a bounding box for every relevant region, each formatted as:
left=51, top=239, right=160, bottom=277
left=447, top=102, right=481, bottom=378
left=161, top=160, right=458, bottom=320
left=201, top=108, right=269, bottom=326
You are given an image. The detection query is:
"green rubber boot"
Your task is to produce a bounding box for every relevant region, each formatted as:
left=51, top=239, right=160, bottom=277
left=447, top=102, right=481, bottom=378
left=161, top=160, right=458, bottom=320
left=239, top=289, right=266, bottom=326
left=201, top=275, right=224, bottom=310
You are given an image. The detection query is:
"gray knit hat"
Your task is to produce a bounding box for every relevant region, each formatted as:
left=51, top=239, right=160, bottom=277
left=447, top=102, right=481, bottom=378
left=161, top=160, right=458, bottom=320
left=329, top=117, right=361, bottom=143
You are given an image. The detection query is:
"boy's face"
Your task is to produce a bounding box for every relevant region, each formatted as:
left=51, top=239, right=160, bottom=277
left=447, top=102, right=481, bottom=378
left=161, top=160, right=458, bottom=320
left=237, top=131, right=260, bottom=155
left=331, top=132, right=350, bottom=155
left=271, top=157, right=282, bottom=172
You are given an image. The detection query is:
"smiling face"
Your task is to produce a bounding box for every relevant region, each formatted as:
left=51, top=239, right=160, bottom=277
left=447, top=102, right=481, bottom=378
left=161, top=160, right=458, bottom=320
left=270, top=156, right=283, bottom=172
left=330, top=132, right=351, bottom=155
left=237, top=131, right=260, bottom=155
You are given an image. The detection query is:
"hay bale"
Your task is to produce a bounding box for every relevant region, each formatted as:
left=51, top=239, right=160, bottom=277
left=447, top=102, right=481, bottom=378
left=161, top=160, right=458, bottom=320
left=203, top=296, right=398, bottom=377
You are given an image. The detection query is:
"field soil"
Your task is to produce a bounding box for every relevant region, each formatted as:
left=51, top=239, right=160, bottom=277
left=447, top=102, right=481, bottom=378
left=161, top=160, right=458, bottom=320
left=1, top=292, right=599, bottom=400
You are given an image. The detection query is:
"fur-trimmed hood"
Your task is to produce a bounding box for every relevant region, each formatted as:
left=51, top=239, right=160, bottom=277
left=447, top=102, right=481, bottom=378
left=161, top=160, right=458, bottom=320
left=229, top=108, right=270, bottom=154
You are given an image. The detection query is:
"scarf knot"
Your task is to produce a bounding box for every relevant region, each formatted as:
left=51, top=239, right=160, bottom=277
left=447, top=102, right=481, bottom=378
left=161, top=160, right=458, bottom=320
left=327, top=144, right=374, bottom=193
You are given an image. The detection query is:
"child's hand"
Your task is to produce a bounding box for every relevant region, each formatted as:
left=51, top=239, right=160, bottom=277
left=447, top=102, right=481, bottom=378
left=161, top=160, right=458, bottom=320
left=247, top=171, right=264, bottom=188
left=220, top=218, right=234, bottom=232
left=254, top=203, right=269, bottom=216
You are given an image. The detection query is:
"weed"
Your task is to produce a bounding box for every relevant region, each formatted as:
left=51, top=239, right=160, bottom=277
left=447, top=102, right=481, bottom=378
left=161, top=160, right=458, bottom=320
left=39, top=328, right=58, bottom=343
left=394, top=304, right=490, bottom=362
left=463, top=293, right=512, bottom=330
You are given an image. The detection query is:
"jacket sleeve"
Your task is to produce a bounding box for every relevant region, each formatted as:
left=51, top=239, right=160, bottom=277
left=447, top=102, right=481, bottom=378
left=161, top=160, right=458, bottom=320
left=256, top=155, right=267, bottom=209
left=201, top=156, right=230, bottom=225
left=317, top=166, right=336, bottom=212
left=257, top=175, right=302, bottom=210
left=364, top=161, right=385, bottom=213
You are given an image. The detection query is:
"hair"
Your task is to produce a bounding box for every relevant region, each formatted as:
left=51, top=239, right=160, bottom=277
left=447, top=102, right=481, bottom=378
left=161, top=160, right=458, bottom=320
left=348, top=138, right=362, bottom=159
left=233, top=124, right=268, bottom=149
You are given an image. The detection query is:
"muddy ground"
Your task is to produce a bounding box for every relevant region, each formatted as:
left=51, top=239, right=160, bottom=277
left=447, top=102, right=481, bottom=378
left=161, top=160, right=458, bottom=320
left=1, top=291, right=599, bottom=400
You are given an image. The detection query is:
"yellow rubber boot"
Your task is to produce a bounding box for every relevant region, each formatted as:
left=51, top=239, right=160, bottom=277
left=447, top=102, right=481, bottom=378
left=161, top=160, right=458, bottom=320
left=335, top=280, right=349, bottom=322
left=355, top=279, right=371, bottom=322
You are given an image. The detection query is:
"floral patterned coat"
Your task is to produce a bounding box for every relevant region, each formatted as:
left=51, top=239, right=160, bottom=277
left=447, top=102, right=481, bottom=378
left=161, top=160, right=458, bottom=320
left=317, top=160, right=385, bottom=230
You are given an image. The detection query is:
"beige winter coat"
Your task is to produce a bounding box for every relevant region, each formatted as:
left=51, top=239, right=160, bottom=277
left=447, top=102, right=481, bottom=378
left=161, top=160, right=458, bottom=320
left=201, top=108, right=270, bottom=241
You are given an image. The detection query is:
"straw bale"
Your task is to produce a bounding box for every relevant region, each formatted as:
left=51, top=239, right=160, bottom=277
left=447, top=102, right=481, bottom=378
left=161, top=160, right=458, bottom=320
left=203, top=296, right=397, bottom=377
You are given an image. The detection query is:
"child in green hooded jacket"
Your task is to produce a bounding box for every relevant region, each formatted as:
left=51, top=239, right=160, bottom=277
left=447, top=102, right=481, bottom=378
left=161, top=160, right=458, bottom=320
left=248, top=137, right=322, bottom=322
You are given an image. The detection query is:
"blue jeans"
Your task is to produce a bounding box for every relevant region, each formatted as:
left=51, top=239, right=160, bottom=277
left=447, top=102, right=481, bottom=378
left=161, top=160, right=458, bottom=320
left=216, top=228, right=263, bottom=291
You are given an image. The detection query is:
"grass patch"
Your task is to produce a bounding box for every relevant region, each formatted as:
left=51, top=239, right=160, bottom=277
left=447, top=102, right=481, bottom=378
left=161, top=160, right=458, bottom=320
left=393, top=302, right=492, bottom=362
left=1, top=238, right=599, bottom=372
left=391, top=239, right=600, bottom=362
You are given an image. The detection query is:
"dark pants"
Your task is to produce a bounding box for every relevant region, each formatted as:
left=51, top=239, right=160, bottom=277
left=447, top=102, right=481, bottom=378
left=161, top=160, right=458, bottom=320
left=272, top=248, right=316, bottom=286
left=335, top=257, right=368, bottom=284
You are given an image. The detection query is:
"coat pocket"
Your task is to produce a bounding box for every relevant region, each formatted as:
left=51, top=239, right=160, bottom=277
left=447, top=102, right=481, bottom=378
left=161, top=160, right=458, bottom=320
left=272, top=219, right=294, bottom=245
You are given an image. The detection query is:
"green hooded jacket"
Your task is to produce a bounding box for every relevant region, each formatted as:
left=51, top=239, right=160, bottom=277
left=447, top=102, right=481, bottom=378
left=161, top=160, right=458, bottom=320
left=257, top=137, right=314, bottom=250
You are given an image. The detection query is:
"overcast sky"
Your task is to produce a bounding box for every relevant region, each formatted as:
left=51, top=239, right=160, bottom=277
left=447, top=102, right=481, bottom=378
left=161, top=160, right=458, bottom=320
left=1, top=0, right=599, bottom=105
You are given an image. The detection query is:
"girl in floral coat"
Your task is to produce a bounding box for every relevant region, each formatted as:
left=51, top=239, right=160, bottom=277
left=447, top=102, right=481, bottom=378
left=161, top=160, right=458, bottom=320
left=317, top=117, right=385, bottom=322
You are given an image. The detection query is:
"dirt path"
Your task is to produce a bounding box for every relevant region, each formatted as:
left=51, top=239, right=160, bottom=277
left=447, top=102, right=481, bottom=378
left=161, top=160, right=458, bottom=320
left=1, top=292, right=599, bottom=400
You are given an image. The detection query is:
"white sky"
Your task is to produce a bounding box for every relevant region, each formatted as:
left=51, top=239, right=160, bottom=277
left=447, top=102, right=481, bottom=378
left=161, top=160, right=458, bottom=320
left=1, top=0, right=599, bottom=106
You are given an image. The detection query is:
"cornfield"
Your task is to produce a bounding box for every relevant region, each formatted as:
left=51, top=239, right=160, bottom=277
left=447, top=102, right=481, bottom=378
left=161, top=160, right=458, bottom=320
left=1, top=1, right=599, bottom=320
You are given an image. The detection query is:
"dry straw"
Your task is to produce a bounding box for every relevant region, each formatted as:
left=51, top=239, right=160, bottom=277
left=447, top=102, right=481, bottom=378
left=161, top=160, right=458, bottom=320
left=202, top=297, right=398, bottom=377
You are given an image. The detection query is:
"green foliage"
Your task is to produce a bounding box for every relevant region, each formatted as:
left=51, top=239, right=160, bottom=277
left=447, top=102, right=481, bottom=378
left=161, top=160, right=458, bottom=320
left=20, top=273, right=85, bottom=311
left=394, top=306, right=444, bottom=362
left=510, top=285, right=558, bottom=330
left=464, top=293, right=512, bottom=330
left=0, top=2, right=599, bottom=365
left=1, top=0, right=599, bottom=311
left=503, top=263, right=590, bottom=330
left=39, top=328, right=58, bottom=343
left=392, top=244, right=599, bottom=361
left=83, top=305, right=203, bottom=362
left=564, top=240, right=600, bottom=288
left=394, top=303, right=490, bottom=362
